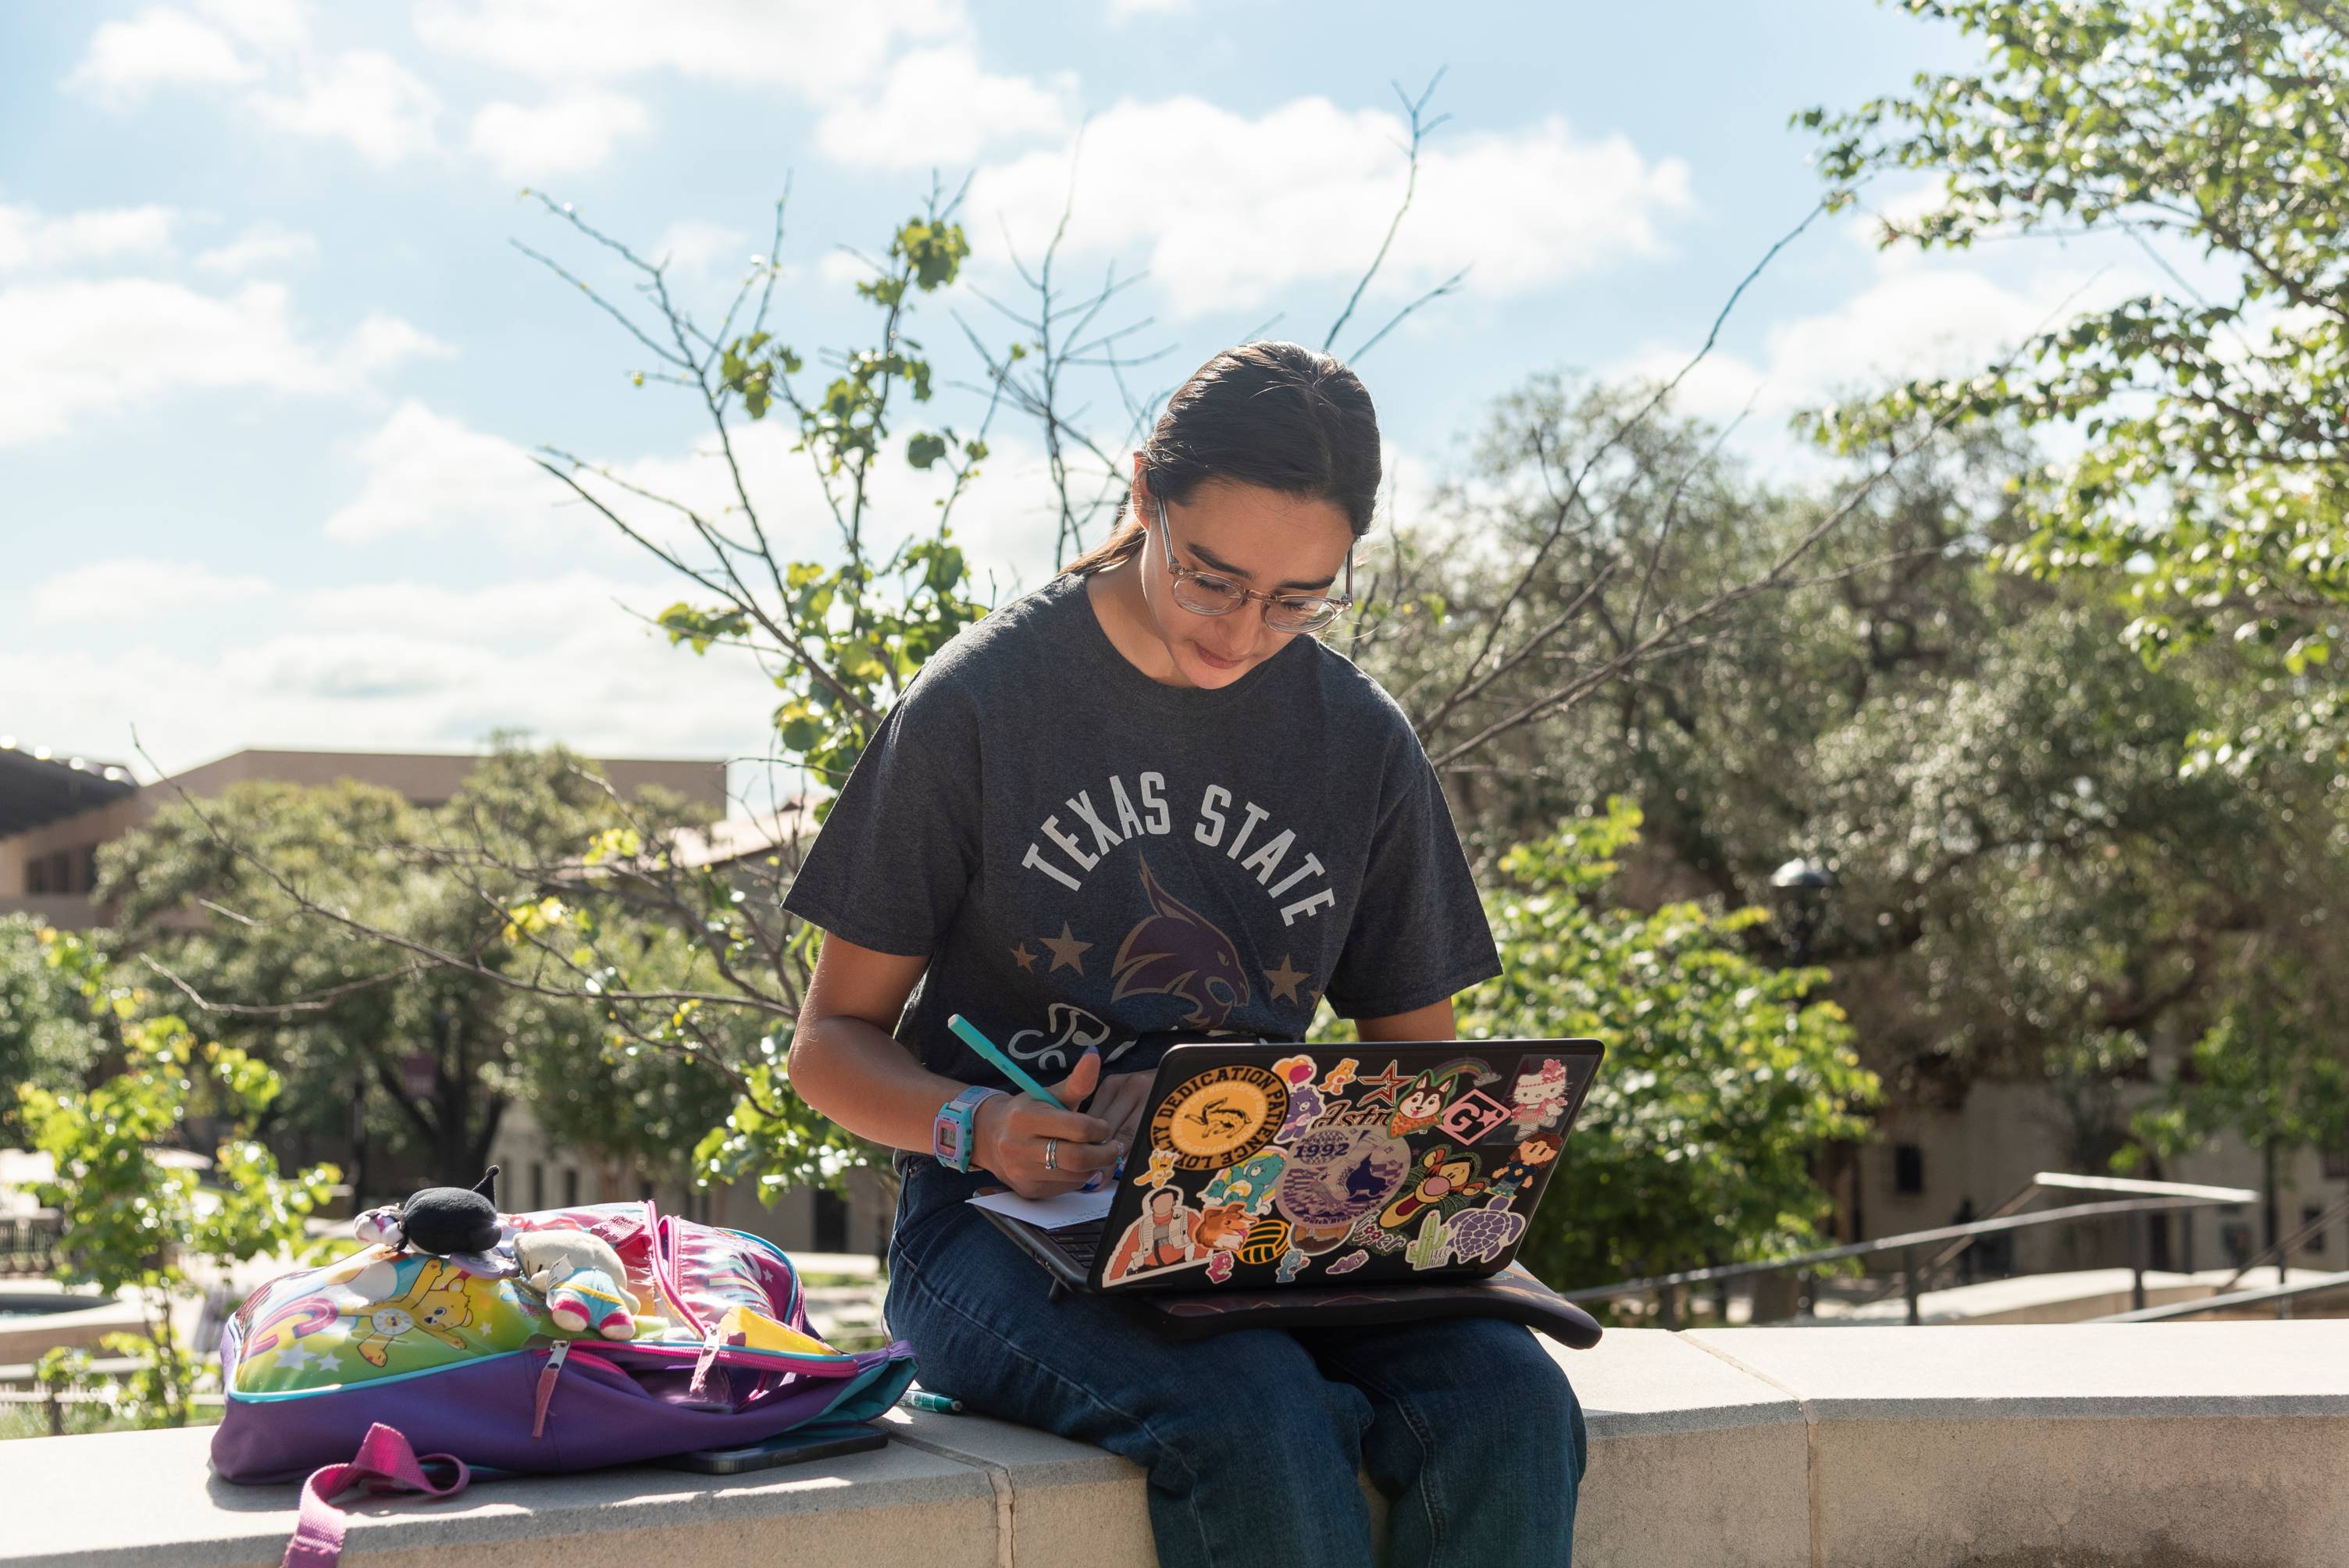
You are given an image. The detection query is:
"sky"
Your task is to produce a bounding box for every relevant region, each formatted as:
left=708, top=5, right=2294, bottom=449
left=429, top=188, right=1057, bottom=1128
left=0, top=0, right=2156, bottom=795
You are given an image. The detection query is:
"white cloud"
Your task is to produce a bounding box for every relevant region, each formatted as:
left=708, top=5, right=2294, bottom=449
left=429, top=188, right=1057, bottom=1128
left=194, top=0, right=311, bottom=50
left=0, top=201, right=178, bottom=272
left=412, top=0, right=957, bottom=94
left=652, top=220, right=750, bottom=278
left=322, top=400, right=1077, bottom=591
left=323, top=401, right=554, bottom=543
left=4, top=572, right=785, bottom=779
left=0, top=278, right=447, bottom=447
left=246, top=49, right=440, bottom=166
left=469, top=89, right=651, bottom=180
left=31, top=558, right=272, bottom=627
left=68, top=8, right=440, bottom=166
left=815, top=46, right=1070, bottom=169
left=194, top=221, right=318, bottom=273
left=66, top=7, right=259, bottom=100
left=1108, top=0, right=1191, bottom=14
left=968, top=98, right=1695, bottom=319
left=1621, top=257, right=2154, bottom=435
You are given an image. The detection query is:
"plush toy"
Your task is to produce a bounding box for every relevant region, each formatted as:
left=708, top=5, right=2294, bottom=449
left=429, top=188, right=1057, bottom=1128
left=355, top=1167, right=502, bottom=1255
left=515, top=1228, right=640, bottom=1339
left=354, top=1168, right=512, bottom=1276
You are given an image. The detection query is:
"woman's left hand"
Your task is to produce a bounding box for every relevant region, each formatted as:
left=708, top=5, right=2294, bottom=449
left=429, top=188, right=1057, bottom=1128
left=1080, top=1069, right=1156, bottom=1155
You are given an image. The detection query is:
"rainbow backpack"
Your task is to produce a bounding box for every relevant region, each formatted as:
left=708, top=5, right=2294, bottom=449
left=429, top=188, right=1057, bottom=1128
left=211, top=1200, right=914, bottom=1556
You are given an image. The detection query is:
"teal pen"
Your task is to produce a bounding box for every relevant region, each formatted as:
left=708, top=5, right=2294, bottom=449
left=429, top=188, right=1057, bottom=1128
left=946, top=1013, right=1065, bottom=1108
left=903, top=1389, right=964, bottom=1414
left=946, top=1013, right=1110, bottom=1190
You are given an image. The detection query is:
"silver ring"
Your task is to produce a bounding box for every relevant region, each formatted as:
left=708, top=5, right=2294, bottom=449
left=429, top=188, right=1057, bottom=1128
left=1044, top=1138, right=1060, bottom=1172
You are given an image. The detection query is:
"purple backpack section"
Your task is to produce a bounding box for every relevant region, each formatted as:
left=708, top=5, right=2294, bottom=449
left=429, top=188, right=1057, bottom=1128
left=211, top=1199, right=915, bottom=1485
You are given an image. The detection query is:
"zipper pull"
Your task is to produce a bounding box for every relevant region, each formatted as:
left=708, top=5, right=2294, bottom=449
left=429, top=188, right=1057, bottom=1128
left=531, top=1338, right=571, bottom=1439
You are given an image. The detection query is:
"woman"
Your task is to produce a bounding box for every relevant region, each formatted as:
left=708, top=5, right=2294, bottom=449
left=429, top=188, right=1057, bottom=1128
left=784, top=341, right=1587, bottom=1567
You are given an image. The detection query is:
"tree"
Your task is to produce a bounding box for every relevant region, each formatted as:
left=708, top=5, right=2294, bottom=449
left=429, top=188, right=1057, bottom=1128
left=100, top=745, right=736, bottom=1193
left=2130, top=932, right=2349, bottom=1251
left=16, top=978, right=334, bottom=1428
left=1805, top=0, right=2349, bottom=775
left=1461, top=800, right=1877, bottom=1290
left=0, top=915, right=108, bottom=1140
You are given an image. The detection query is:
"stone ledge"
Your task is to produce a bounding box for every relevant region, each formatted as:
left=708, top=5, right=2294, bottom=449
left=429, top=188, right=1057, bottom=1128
left=2, top=1324, right=2344, bottom=1568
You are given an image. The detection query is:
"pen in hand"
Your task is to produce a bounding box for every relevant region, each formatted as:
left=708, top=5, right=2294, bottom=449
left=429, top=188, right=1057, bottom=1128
left=946, top=1013, right=1107, bottom=1191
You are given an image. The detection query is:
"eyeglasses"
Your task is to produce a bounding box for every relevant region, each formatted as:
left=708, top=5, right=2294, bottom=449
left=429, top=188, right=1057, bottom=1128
left=1147, top=496, right=1355, bottom=633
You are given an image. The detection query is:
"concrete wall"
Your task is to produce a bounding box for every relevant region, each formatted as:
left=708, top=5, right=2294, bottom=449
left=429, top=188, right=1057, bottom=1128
left=5, top=1321, right=2344, bottom=1566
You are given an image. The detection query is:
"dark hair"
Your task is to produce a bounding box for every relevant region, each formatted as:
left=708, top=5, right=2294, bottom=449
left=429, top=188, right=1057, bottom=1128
left=1063, top=340, right=1381, bottom=577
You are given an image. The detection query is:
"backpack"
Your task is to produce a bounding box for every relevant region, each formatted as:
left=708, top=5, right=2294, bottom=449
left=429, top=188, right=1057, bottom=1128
left=211, top=1199, right=915, bottom=1556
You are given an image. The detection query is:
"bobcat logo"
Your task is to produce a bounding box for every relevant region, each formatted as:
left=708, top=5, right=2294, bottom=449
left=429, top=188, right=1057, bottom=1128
left=1111, top=858, right=1251, bottom=1028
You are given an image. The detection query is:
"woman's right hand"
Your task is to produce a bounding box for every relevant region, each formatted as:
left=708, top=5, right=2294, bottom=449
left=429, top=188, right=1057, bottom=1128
left=971, top=1049, right=1123, bottom=1199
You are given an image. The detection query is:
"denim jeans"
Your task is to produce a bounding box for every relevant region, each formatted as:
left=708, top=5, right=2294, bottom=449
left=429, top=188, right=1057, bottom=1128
left=885, top=1158, right=1588, bottom=1568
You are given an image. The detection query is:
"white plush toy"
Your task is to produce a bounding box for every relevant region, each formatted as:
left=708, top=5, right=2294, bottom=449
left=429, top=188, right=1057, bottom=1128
left=515, top=1228, right=640, bottom=1339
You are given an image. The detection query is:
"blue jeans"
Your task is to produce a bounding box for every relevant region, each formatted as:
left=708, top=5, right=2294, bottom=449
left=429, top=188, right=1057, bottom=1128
left=885, top=1159, right=1587, bottom=1568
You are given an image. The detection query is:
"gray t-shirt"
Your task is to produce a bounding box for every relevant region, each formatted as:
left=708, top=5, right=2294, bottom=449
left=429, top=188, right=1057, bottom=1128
left=782, top=572, right=1499, bottom=1090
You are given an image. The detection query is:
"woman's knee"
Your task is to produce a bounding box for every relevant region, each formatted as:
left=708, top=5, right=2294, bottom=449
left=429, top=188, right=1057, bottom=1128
left=1359, top=1318, right=1581, bottom=1472
left=1141, top=1333, right=1372, bottom=1491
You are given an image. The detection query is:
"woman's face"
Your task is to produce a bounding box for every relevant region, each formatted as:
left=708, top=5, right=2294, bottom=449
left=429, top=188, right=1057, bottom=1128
left=1134, top=470, right=1355, bottom=690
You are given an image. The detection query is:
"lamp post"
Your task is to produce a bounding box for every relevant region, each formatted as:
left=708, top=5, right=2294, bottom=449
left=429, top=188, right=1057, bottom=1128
left=1771, top=854, right=1838, bottom=1319
left=1770, top=856, right=1835, bottom=966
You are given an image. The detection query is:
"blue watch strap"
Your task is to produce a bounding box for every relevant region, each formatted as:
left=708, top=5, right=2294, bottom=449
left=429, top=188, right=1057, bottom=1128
left=933, top=1086, right=1004, bottom=1172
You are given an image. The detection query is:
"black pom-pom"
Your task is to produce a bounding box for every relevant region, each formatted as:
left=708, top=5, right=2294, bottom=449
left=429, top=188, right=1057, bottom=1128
left=398, top=1166, right=502, bottom=1256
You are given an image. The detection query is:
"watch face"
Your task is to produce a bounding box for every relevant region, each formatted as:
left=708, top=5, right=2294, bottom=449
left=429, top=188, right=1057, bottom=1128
left=938, top=1119, right=966, bottom=1166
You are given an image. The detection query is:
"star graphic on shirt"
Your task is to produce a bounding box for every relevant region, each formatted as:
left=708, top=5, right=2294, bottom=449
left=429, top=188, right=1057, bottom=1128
left=1039, top=922, right=1093, bottom=975
left=1263, top=954, right=1310, bottom=1006
left=1009, top=942, right=1039, bottom=973
left=1352, top=1060, right=1411, bottom=1109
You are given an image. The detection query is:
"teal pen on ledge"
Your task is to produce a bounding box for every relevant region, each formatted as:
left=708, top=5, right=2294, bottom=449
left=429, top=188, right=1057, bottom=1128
left=904, top=1389, right=964, bottom=1414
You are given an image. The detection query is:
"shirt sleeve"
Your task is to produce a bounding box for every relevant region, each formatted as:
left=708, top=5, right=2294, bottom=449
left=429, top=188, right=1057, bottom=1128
left=781, top=675, right=980, bottom=958
left=1322, top=747, right=1501, bottom=1020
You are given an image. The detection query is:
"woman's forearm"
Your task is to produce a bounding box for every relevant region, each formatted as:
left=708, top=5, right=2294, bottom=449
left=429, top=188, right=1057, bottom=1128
left=788, top=1011, right=968, bottom=1154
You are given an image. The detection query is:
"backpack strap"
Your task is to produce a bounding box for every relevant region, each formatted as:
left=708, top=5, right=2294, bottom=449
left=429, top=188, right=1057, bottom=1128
left=280, top=1422, right=469, bottom=1568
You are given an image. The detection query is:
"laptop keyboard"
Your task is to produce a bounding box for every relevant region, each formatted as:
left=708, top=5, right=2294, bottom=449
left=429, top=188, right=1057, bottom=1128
left=1043, top=1219, right=1106, bottom=1270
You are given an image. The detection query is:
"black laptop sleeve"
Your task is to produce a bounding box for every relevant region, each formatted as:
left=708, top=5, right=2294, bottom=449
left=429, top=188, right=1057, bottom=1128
left=1117, top=1262, right=1604, bottom=1350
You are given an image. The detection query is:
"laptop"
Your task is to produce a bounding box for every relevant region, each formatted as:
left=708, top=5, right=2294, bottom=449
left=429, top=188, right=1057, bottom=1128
left=978, top=1038, right=1604, bottom=1295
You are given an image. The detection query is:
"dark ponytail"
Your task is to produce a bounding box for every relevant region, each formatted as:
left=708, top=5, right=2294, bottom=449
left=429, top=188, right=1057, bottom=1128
left=1064, top=340, right=1382, bottom=577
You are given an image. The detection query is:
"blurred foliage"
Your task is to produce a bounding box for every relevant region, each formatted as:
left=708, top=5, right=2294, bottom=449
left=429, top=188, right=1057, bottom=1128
left=0, top=915, right=110, bottom=1139
left=95, top=743, right=741, bottom=1196
left=16, top=995, right=335, bottom=1427
left=1366, top=378, right=2349, bottom=1228
left=1462, top=800, right=1877, bottom=1286
left=1804, top=0, right=2349, bottom=777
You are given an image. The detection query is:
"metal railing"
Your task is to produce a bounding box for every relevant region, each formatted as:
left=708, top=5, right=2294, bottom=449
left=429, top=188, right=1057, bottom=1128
left=2218, top=1190, right=2349, bottom=1292
left=2093, top=1269, right=2349, bottom=1323
left=0, top=1213, right=62, bottom=1277
left=1562, top=1172, right=2259, bottom=1327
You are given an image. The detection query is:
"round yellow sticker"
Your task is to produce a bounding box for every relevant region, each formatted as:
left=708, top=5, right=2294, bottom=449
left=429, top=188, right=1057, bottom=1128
left=1150, top=1065, right=1289, bottom=1170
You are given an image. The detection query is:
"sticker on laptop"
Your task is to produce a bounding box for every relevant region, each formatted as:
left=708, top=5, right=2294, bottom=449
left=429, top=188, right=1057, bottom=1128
left=1378, top=1145, right=1491, bottom=1231
left=1509, top=1058, right=1573, bottom=1131
left=1273, top=1125, right=1413, bottom=1228
left=1436, top=1089, right=1513, bottom=1144
left=1150, top=1064, right=1291, bottom=1170
left=1489, top=1131, right=1564, bottom=1195
left=1387, top=1060, right=1496, bottom=1139
left=1201, top=1150, right=1287, bottom=1216
left=1103, top=1189, right=1214, bottom=1285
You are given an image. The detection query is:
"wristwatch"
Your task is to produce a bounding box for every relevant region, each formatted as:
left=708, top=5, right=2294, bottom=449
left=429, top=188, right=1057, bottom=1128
left=932, top=1085, right=1006, bottom=1172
